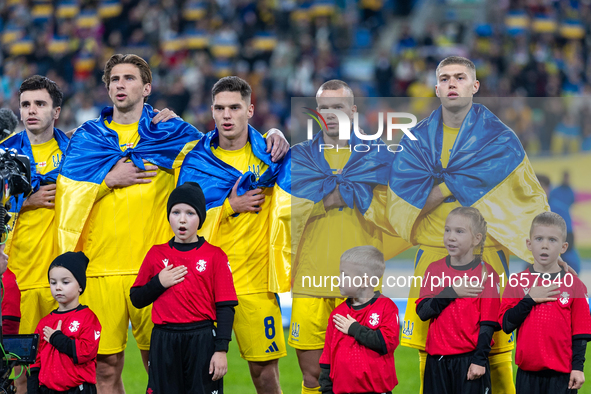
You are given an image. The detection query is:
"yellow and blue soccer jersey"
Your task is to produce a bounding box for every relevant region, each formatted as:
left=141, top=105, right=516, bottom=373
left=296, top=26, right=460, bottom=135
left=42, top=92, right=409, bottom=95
left=292, top=148, right=385, bottom=297
left=78, top=119, right=174, bottom=277
left=210, top=141, right=272, bottom=295
left=8, top=138, right=62, bottom=290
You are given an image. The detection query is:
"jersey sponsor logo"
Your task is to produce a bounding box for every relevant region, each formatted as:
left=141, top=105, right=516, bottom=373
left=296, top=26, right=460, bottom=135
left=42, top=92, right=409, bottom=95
left=94, top=330, right=101, bottom=340
left=291, top=322, right=300, bottom=340
left=69, top=320, right=80, bottom=332
left=264, top=341, right=279, bottom=353
left=163, top=259, right=169, bottom=267
left=196, top=259, right=207, bottom=272
left=369, top=313, right=380, bottom=327
left=559, top=291, right=570, bottom=305
left=402, top=320, right=414, bottom=337
left=523, top=287, right=530, bottom=295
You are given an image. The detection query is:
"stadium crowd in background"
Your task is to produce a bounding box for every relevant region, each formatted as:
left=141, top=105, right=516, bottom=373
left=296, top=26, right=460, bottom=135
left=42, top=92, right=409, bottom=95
left=2, top=0, right=591, bottom=155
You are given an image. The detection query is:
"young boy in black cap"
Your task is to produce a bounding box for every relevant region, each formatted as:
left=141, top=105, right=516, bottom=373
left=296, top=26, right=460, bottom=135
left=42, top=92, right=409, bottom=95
left=28, top=251, right=102, bottom=394
left=130, top=181, right=238, bottom=394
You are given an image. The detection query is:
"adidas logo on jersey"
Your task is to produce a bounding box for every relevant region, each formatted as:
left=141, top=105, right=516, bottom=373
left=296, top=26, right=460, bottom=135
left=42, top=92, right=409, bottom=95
left=265, top=341, right=279, bottom=353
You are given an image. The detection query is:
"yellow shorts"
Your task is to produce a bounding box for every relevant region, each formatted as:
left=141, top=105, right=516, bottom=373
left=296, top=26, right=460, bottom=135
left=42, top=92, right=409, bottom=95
left=401, top=245, right=514, bottom=354
left=288, top=297, right=345, bottom=350
left=19, top=287, right=57, bottom=335
left=79, top=275, right=153, bottom=355
left=233, top=292, right=287, bottom=362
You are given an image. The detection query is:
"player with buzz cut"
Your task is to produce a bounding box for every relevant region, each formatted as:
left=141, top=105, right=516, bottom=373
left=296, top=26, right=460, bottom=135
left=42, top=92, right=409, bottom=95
left=178, top=76, right=292, bottom=394
left=289, top=80, right=410, bottom=394
left=387, top=56, right=551, bottom=393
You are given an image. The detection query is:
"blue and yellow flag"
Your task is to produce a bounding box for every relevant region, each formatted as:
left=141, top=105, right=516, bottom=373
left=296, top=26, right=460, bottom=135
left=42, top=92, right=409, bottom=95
left=387, top=104, right=548, bottom=263
left=1, top=128, right=69, bottom=213
left=178, top=125, right=291, bottom=292
left=292, top=131, right=410, bottom=261
left=56, top=104, right=202, bottom=253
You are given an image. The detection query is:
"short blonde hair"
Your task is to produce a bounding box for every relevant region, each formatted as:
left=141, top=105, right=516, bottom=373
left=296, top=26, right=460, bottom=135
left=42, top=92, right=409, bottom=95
left=436, top=56, right=477, bottom=81
left=340, top=245, right=385, bottom=278
left=530, top=212, right=567, bottom=242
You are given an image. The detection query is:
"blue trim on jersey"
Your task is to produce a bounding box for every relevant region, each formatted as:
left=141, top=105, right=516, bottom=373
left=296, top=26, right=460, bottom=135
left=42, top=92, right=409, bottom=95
left=497, top=250, right=509, bottom=276
left=415, top=248, right=424, bottom=269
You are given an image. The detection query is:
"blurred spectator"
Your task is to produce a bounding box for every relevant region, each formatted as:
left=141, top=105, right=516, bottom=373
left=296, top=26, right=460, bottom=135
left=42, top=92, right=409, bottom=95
left=0, top=0, right=590, bottom=153
left=552, top=111, right=581, bottom=155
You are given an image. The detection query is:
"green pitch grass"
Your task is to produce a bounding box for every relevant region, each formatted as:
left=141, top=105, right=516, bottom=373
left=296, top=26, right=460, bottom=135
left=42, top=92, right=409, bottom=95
left=122, top=328, right=591, bottom=393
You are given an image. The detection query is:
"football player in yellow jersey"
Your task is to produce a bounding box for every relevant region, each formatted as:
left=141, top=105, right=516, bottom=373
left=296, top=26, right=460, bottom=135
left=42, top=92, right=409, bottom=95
left=289, top=80, right=410, bottom=394
left=394, top=56, right=551, bottom=394
left=179, top=76, right=290, bottom=394
left=56, top=56, right=288, bottom=394
left=0, top=75, right=69, bottom=393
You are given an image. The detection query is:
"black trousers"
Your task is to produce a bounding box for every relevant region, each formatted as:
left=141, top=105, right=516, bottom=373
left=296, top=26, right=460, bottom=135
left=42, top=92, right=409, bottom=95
left=424, top=352, right=491, bottom=394
left=40, top=383, right=96, bottom=394
left=516, top=368, right=577, bottom=394
left=147, top=322, right=223, bottom=394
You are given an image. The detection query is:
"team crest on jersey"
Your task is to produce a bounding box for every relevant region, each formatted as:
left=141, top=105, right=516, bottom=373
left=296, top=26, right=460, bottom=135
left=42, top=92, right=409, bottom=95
left=94, top=330, right=101, bottom=340
left=196, top=259, right=207, bottom=272
left=69, top=321, right=80, bottom=332
left=369, top=313, right=380, bottom=327
left=559, top=291, right=570, bottom=305
left=523, top=287, right=530, bottom=295
left=248, top=164, right=261, bottom=181
left=52, top=154, right=62, bottom=168
left=402, top=320, right=414, bottom=337
left=291, top=322, right=300, bottom=339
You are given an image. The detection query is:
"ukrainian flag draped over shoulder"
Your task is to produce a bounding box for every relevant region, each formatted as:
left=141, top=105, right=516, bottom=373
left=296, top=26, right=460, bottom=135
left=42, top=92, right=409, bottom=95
left=292, top=132, right=410, bottom=259
left=387, top=104, right=548, bottom=262
left=178, top=125, right=292, bottom=292
left=56, top=104, right=202, bottom=253
left=0, top=128, right=69, bottom=213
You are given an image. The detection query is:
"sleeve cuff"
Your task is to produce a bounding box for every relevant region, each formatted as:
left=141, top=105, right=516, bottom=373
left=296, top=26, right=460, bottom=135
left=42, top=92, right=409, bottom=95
left=436, top=286, right=458, bottom=298
left=310, top=200, right=327, bottom=217
left=96, top=180, right=112, bottom=200
left=214, top=339, right=230, bottom=352
left=348, top=321, right=361, bottom=336
left=222, top=198, right=235, bottom=218
left=438, top=182, right=452, bottom=198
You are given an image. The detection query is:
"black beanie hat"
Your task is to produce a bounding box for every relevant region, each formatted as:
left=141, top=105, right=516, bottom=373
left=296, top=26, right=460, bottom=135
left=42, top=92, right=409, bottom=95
left=48, top=251, right=90, bottom=295
left=167, top=182, right=207, bottom=229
